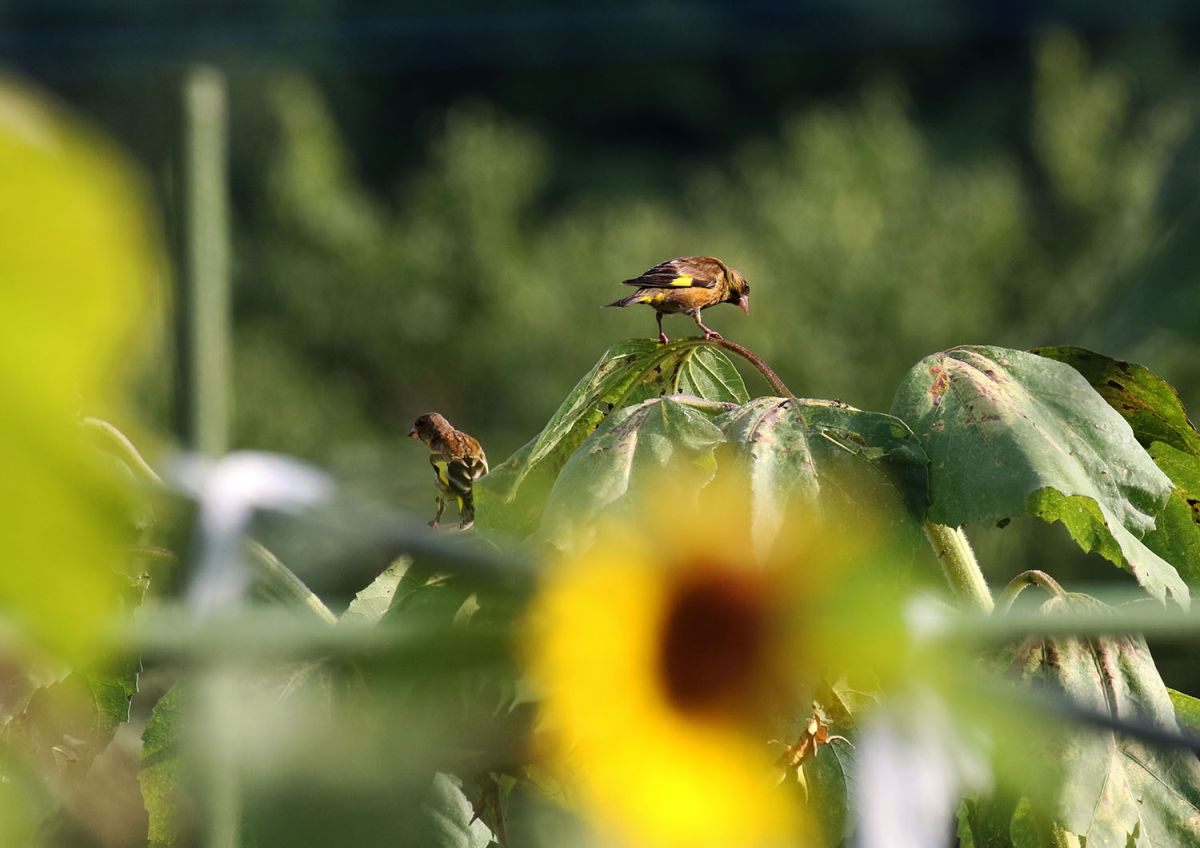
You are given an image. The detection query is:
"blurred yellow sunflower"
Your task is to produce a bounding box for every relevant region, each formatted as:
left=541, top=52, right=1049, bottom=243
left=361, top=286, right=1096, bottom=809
left=522, top=481, right=876, bottom=847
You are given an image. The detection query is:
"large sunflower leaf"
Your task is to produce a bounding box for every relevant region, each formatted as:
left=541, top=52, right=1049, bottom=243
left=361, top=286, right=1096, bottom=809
left=1001, top=594, right=1200, bottom=847
left=1033, top=347, right=1200, bottom=587
left=715, top=397, right=929, bottom=547
left=539, top=396, right=727, bottom=549
left=477, top=340, right=743, bottom=537
left=340, top=558, right=410, bottom=626
left=1032, top=347, right=1200, bottom=456
left=891, top=345, right=1186, bottom=606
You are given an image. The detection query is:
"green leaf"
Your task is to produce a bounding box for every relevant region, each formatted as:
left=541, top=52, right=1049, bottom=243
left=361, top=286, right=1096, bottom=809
left=802, top=680, right=875, bottom=845
left=1169, top=688, right=1200, bottom=735
left=806, top=734, right=857, bottom=844
left=424, top=773, right=495, bottom=848
left=383, top=568, right=477, bottom=628
left=2, top=658, right=140, bottom=780
left=671, top=345, right=750, bottom=405
left=1008, top=797, right=1064, bottom=848
left=1033, top=347, right=1200, bottom=587
left=956, top=800, right=980, bottom=848
left=472, top=437, right=547, bottom=539
left=1032, top=347, right=1200, bottom=457
left=891, top=345, right=1187, bottom=606
left=139, top=684, right=190, bottom=847
left=1141, top=445, right=1200, bottom=588
left=1026, top=488, right=1178, bottom=595
left=539, top=396, right=726, bottom=549
left=958, top=796, right=1017, bottom=848
left=341, top=557, right=411, bottom=625
left=475, top=339, right=744, bottom=537
left=1004, top=594, right=1200, bottom=846
left=716, top=398, right=929, bottom=546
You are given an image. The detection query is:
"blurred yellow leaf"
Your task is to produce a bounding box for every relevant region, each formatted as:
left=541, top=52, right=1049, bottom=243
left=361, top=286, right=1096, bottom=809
left=0, top=75, right=161, bottom=657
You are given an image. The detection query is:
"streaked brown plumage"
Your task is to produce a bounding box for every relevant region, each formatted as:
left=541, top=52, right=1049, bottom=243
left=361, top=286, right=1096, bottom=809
left=408, top=413, right=488, bottom=529
left=604, top=256, right=751, bottom=343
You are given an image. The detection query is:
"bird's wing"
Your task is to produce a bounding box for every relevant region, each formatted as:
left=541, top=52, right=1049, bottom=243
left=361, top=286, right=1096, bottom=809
left=431, top=435, right=488, bottom=496
left=621, top=256, right=722, bottom=289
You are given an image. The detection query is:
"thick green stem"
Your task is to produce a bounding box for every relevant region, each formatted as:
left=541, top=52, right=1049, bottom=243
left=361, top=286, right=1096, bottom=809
left=922, top=521, right=994, bottom=614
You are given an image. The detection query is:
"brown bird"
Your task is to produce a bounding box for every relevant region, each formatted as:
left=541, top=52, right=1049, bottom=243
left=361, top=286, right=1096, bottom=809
left=604, top=256, right=751, bottom=343
left=408, top=413, right=488, bottom=530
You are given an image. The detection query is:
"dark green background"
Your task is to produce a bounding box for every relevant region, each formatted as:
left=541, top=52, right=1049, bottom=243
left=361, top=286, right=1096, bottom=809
left=6, top=0, right=1199, bottom=603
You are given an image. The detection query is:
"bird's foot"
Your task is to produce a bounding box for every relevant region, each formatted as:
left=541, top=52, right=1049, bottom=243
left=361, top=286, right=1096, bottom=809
left=458, top=519, right=475, bottom=531
left=658, top=333, right=670, bottom=344
left=702, top=330, right=724, bottom=341
left=428, top=519, right=439, bottom=529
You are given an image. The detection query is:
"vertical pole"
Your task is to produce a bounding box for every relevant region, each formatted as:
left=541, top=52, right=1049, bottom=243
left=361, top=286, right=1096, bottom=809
left=176, top=64, right=239, bottom=848
left=178, top=65, right=231, bottom=456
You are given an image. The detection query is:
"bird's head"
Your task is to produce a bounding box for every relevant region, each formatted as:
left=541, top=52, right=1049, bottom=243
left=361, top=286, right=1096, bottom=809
left=725, top=267, right=750, bottom=316
left=409, top=412, right=452, bottom=444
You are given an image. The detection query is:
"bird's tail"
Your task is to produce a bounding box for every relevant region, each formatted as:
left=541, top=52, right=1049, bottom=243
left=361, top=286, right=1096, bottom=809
left=604, top=291, right=643, bottom=308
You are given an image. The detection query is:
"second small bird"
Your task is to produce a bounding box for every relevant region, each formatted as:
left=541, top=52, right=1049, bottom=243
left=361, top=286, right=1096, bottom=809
left=408, top=413, right=488, bottom=530
left=605, top=255, right=750, bottom=343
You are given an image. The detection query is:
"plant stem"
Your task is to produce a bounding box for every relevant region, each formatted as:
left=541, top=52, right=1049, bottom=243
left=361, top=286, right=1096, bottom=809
left=997, top=569, right=1066, bottom=615
left=922, top=521, right=994, bottom=614
left=703, top=338, right=796, bottom=398
left=128, top=545, right=178, bottom=562
left=84, top=416, right=163, bottom=485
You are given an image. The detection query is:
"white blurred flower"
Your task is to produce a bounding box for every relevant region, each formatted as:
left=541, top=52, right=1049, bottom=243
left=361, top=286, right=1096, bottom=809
left=171, top=452, right=332, bottom=615
left=856, top=691, right=990, bottom=848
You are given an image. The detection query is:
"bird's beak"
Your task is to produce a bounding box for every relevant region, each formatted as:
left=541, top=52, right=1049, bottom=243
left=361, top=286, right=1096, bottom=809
left=407, top=428, right=418, bottom=439
left=738, top=294, right=749, bottom=316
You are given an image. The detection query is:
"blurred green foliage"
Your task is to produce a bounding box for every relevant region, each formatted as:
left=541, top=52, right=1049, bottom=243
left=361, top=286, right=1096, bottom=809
left=227, top=32, right=1199, bottom=526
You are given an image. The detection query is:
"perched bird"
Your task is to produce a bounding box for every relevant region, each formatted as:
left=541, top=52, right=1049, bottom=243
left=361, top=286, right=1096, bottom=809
left=604, top=256, right=751, bottom=343
left=408, top=413, right=488, bottom=530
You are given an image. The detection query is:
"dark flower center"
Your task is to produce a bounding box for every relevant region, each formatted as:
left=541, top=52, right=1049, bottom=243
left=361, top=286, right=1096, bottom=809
left=657, top=567, right=770, bottom=716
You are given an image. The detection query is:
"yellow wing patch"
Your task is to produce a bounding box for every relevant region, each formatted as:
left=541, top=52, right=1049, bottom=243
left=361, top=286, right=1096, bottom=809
left=433, top=460, right=450, bottom=486
left=639, top=292, right=668, bottom=304
left=668, top=275, right=694, bottom=286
